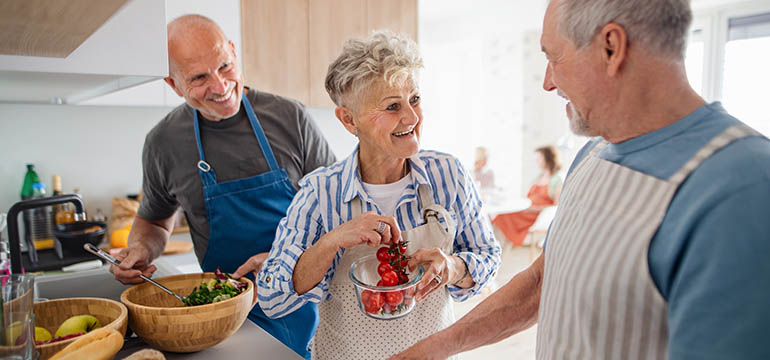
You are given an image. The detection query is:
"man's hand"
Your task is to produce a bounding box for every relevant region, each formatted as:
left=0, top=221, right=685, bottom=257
left=389, top=338, right=448, bottom=360
left=232, top=252, right=269, bottom=306
left=110, top=246, right=157, bottom=284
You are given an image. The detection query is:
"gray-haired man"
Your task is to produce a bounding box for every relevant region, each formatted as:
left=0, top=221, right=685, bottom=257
left=391, top=0, right=770, bottom=359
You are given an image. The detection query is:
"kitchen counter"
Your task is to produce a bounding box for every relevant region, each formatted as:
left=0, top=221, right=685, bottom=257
left=116, top=320, right=302, bottom=359
left=36, top=233, right=300, bottom=359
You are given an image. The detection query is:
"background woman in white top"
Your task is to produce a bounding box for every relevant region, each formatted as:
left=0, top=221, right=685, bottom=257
left=257, top=31, right=501, bottom=359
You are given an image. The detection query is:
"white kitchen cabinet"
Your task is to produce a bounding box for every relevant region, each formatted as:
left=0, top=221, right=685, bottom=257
left=0, top=0, right=167, bottom=105
left=82, top=0, right=242, bottom=108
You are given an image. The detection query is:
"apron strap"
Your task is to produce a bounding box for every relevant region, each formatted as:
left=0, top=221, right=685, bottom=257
left=589, top=141, right=608, bottom=157
left=193, top=109, right=218, bottom=186
left=669, top=124, right=763, bottom=185
left=192, top=91, right=282, bottom=187
left=241, top=92, right=281, bottom=171
left=351, top=196, right=363, bottom=217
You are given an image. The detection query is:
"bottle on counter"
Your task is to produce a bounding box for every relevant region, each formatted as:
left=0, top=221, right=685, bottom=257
left=52, top=175, right=76, bottom=225
left=30, top=182, right=55, bottom=250
left=20, top=164, right=40, bottom=200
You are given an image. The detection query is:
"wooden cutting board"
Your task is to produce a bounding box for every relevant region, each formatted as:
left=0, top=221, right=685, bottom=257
left=163, top=241, right=193, bottom=255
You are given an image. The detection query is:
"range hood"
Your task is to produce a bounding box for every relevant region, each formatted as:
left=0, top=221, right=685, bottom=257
left=0, top=0, right=167, bottom=104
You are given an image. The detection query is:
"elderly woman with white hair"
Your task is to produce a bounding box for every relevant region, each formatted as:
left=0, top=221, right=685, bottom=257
left=257, top=30, right=501, bottom=359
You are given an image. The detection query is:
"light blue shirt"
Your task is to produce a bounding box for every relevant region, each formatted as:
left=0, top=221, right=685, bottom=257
left=568, top=102, right=770, bottom=360
left=258, top=148, right=502, bottom=319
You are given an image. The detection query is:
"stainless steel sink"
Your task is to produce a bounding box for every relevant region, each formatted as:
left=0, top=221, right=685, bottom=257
left=34, top=260, right=181, bottom=301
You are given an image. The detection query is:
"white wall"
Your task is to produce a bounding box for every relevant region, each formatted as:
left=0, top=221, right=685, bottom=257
left=419, top=0, right=578, bottom=196
left=0, top=104, right=173, bottom=219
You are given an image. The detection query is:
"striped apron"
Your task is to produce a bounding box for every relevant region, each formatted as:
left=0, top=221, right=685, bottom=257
left=313, top=184, right=458, bottom=360
left=536, top=124, right=760, bottom=359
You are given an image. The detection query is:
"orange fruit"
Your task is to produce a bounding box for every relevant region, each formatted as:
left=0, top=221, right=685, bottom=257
left=110, top=227, right=130, bottom=248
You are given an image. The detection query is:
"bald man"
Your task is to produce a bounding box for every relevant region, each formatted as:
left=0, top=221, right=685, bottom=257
left=110, top=14, right=334, bottom=358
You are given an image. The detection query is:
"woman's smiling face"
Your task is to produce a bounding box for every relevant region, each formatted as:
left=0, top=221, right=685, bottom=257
left=352, top=78, right=423, bottom=161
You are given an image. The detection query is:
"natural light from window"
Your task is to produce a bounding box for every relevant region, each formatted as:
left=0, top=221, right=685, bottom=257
left=685, top=29, right=704, bottom=96
left=722, top=36, right=770, bottom=136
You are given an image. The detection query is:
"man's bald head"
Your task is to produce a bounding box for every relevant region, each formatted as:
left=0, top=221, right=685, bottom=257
left=167, top=14, right=229, bottom=77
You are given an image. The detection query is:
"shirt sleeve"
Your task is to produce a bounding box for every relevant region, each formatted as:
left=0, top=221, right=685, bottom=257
left=137, top=131, right=179, bottom=220
left=257, top=175, right=338, bottom=318
left=447, top=157, right=502, bottom=301
left=298, top=106, right=337, bottom=175
left=664, top=182, right=770, bottom=360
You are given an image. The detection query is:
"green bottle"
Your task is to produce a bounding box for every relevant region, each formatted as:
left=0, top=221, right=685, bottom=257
left=20, top=164, right=41, bottom=200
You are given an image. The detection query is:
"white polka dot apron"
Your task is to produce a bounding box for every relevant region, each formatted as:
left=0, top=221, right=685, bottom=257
left=313, top=184, right=459, bottom=360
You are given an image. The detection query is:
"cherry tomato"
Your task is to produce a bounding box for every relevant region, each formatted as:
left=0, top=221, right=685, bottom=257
left=397, top=271, right=409, bottom=285
left=362, top=290, right=385, bottom=313
left=390, top=242, right=407, bottom=255
left=385, top=290, right=404, bottom=306
left=377, top=279, right=386, bottom=287
left=377, top=262, right=393, bottom=276
left=381, top=271, right=399, bottom=287
left=376, top=247, right=392, bottom=262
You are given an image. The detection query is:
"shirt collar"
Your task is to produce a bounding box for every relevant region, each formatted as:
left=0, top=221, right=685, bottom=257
left=341, top=146, right=433, bottom=205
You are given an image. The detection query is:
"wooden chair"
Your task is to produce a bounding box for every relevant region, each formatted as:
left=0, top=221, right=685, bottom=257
left=528, top=206, right=557, bottom=261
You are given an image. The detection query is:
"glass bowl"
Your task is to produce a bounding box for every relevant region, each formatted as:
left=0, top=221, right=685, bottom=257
left=349, top=254, right=423, bottom=320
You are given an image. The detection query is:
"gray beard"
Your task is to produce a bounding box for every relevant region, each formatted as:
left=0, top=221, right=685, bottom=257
left=567, top=101, right=592, bottom=137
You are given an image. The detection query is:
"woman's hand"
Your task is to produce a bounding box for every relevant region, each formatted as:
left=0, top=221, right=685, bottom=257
left=325, top=211, right=401, bottom=250
left=408, top=249, right=468, bottom=301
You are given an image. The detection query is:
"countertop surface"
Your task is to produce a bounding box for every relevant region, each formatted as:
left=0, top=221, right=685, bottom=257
left=116, top=320, right=302, bottom=359
left=37, top=233, right=301, bottom=359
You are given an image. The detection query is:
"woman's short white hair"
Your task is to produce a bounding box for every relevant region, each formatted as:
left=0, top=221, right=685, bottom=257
left=556, top=0, right=692, bottom=60
left=325, top=30, right=423, bottom=107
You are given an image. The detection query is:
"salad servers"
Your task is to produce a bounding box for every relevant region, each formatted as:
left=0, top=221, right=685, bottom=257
left=83, top=243, right=186, bottom=304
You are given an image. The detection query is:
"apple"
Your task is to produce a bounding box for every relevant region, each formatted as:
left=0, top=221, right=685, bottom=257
left=54, top=315, right=101, bottom=338
left=5, top=320, right=24, bottom=345
left=35, top=326, right=52, bottom=342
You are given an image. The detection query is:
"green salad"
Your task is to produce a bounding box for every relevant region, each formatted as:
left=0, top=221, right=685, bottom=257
left=183, top=268, right=248, bottom=306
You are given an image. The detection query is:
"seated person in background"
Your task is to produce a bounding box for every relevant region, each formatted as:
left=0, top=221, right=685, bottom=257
left=473, top=146, right=496, bottom=197
left=492, top=145, right=562, bottom=246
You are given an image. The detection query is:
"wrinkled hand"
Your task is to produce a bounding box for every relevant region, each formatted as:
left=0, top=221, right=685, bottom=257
left=110, top=247, right=157, bottom=285
left=326, top=211, right=401, bottom=250
left=408, top=248, right=456, bottom=301
left=232, top=252, right=269, bottom=306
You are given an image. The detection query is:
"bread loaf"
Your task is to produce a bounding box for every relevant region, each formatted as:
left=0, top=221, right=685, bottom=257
left=49, top=327, right=123, bottom=360
left=123, top=349, right=166, bottom=360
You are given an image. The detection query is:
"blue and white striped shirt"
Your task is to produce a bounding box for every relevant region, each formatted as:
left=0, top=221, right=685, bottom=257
left=258, top=148, right=501, bottom=319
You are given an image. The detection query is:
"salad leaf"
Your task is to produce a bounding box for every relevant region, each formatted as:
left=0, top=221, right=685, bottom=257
left=183, top=268, right=246, bottom=306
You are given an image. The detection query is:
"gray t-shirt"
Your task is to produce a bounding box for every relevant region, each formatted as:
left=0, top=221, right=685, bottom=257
left=138, top=88, right=336, bottom=262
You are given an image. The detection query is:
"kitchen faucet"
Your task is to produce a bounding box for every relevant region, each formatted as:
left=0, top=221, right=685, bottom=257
left=6, top=194, right=86, bottom=274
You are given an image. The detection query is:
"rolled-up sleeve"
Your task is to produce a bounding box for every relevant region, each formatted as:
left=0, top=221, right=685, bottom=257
left=447, top=157, right=502, bottom=301
left=257, top=179, right=335, bottom=318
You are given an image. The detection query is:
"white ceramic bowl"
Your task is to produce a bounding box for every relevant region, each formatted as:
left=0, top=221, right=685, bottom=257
left=349, top=254, right=423, bottom=320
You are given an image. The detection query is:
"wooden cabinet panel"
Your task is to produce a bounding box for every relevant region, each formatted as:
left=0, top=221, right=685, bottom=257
left=308, top=0, right=367, bottom=107
left=241, top=0, right=310, bottom=104
left=241, top=0, right=417, bottom=108
left=366, top=0, right=417, bottom=40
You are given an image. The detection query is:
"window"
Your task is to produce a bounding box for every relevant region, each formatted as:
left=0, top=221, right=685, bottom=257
left=722, top=12, right=770, bottom=135
left=686, top=1, right=770, bottom=136
left=685, top=28, right=705, bottom=96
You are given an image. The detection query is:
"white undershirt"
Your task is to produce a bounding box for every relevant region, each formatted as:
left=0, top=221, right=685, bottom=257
left=362, top=173, right=412, bottom=217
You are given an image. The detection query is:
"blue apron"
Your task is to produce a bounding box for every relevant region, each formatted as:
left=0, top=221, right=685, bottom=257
left=193, top=92, right=318, bottom=358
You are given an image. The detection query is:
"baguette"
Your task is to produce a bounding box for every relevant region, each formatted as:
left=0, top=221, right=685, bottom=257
left=49, top=327, right=123, bottom=360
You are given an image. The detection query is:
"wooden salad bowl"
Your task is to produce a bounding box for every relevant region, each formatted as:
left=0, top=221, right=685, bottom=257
left=120, top=273, right=253, bottom=353
left=34, top=297, right=128, bottom=360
